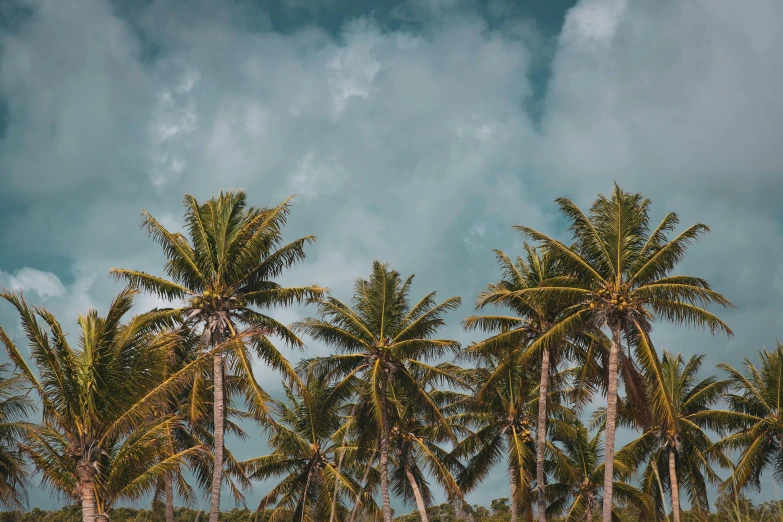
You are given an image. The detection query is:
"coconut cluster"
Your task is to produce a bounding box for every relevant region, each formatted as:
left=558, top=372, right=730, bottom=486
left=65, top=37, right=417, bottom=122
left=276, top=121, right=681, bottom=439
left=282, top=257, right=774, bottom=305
left=190, top=289, right=246, bottom=310
left=589, top=287, right=633, bottom=313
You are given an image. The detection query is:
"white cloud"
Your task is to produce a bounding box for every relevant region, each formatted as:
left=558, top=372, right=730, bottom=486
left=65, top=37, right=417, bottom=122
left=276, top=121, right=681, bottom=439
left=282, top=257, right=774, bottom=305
left=2, top=0, right=783, bottom=508
left=561, top=0, right=627, bottom=47
left=0, top=267, right=66, bottom=299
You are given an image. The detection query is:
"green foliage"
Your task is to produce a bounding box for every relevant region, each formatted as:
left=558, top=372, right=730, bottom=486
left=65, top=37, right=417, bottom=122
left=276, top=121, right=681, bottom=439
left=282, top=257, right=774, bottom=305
left=0, top=364, right=33, bottom=508
left=0, top=185, right=778, bottom=522
left=0, top=289, right=203, bottom=517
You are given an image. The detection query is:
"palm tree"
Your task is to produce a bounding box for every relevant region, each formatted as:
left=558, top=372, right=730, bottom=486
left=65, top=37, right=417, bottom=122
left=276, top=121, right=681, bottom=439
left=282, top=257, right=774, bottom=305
left=294, top=261, right=462, bottom=522
left=618, top=352, right=730, bottom=521
left=0, top=363, right=33, bottom=509
left=154, top=329, right=251, bottom=522
left=241, top=375, right=368, bottom=522
left=514, top=183, right=733, bottom=521
left=464, top=244, right=585, bottom=522
left=389, top=388, right=465, bottom=522
left=0, top=288, right=204, bottom=522
left=711, top=345, right=783, bottom=496
left=110, top=191, right=324, bottom=522
left=547, top=418, right=651, bottom=522
left=454, top=338, right=570, bottom=522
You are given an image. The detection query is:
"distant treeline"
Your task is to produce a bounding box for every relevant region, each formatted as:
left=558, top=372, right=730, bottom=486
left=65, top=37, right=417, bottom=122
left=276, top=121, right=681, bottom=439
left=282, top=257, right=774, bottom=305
left=3, top=497, right=783, bottom=522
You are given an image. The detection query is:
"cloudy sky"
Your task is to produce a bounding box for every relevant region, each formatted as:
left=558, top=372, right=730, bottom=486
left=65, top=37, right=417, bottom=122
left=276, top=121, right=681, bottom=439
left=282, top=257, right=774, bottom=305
left=1, top=0, right=783, bottom=513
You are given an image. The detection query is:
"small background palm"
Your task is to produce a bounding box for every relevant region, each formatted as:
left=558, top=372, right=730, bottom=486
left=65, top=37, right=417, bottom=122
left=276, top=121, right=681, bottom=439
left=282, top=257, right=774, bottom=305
left=618, top=352, right=730, bottom=521
left=454, top=338, right=571, bottom=522
left=241, top=375, right=368, bottom=522
left=389, top=388, right=466, bottom=522
left=712, top=345, right=783, bottom=496
left=547, top=418, right=651, bottom=522
left=294, top=261, right=463, bottom=522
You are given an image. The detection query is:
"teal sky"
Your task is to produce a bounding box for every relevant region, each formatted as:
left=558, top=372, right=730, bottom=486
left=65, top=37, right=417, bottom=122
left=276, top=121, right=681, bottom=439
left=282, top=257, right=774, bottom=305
left=1, top=0, right=783, bottom=513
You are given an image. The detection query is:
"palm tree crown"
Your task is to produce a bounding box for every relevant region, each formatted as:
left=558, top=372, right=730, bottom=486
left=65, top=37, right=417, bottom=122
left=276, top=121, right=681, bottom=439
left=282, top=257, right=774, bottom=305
left=516, top=183, right=733, bottom=522
left=0, top=288, right=202, bottom=522
left=241, top=375, right=365, bottom=522
left=714, top=345, right=783, bottom=495
left=111, top=191, right=324, bottom=522
left=294, top=261, right=462, bottom=522
left=548, top=419, right=651, bottom=522
left=619, top=352, right=730, bottom=520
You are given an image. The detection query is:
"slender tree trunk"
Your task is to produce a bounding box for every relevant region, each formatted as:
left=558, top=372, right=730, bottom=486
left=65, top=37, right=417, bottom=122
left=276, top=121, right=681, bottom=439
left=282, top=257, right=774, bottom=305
left=349, top=451, right=376, bottom=522
left=165, top=473, right=175, bottom=522
left=536, top=347, right=550, bottom=522
left=209, top=352, right=225, bottom=522
left=669, top=448, right=681, bottom=522
left=406, top=468, right=429, bottom=522
left=379, top=379, right=393, bottom=522
left=586, top=504, right=593, bottom=522
left=509, top=463, right=518, bottom=522
left=601, top=329, right=621, bottom=522
left=78, top=463, right=97, bottom=522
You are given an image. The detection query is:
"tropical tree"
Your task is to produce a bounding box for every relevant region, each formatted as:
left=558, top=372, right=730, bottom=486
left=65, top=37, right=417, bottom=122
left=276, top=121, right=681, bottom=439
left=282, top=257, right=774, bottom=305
left=153, top=328, right=251, bottom=522
left=547, top=419, right=651, bottom=522
left=294, top=261, right=462, bottom=522
left=711, top=345, right=783, bottom=496
left=514, top=183, right=733, bottom=521
left=0, top=288, right=204, bottom=522
left=618, top=352, right=730, bottom=521
left=453, top=336, right=570, bottom=522
left=110, top=191, right=324, bottom=522
left=0, top=363, right=33, bottom=508
left=464, top=243, right=591, bottom=522
left=389, top=388, right=465, bottom=522
left=241, top=375, right=368, bottom=522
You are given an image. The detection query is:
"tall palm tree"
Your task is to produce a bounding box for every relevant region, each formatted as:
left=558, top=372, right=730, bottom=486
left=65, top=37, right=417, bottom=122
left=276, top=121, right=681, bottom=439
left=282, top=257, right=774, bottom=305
left=514, top=184, right=733, bottom=521
left=547, top=418, right=651, bottom=522
left=294, top=261, right=462, bottom=522
left=711, top=345, right=783, bottom=496
left=464, top=244, right=585, bottom=522
left=454, top=338, right=570, bottom=522
left=111, top=191, right=324, bottom=522
left=0, top=363, right=33, bottom=509
left=241, top=375, right=368, bottom=522
left=389, top=388, right=465, bottom=522
left=0, top=288, right=204, bottom=522
left=618, top=352, right=730, bottom=521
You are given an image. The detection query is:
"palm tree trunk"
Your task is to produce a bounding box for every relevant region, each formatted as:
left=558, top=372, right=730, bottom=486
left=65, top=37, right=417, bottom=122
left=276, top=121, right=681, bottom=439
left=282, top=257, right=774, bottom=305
left=349, top=451, right=376, bottom=522
left=586, top=505, right=593, bottom=522
left=406, top=468, right=429, bottom=522
left=78, top=463, right=97, bottom=522
left=535, top=347, right=550, bottom=522
left=165, top=473, right=175, bottom=522
left=601, top=329, right=621, bottom=522
left=669, top=448, right=681, bottom=522
left=509, top=463, right=518, bottom=522
left=379, top=379, right=393, bottom=522
left=209, top=351, right=225, bottom=522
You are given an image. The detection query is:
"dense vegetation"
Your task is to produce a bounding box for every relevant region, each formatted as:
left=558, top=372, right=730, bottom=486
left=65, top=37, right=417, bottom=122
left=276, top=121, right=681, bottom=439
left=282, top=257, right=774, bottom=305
left=0, top=185, right=780, bottom=521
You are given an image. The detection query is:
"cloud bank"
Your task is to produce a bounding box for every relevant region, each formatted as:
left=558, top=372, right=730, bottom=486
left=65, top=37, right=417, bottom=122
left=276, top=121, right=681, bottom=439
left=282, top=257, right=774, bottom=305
left=1, top=0, right=782, bottom=510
